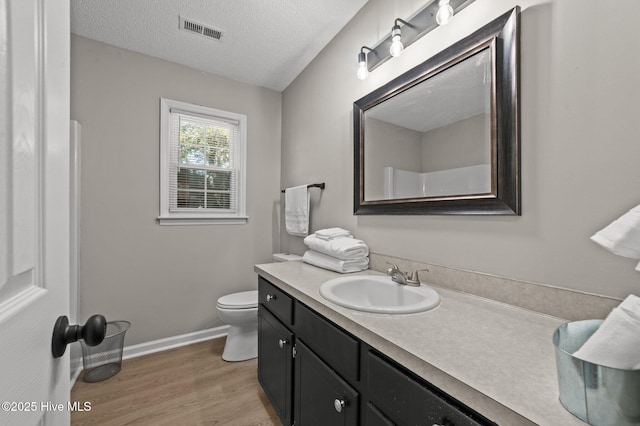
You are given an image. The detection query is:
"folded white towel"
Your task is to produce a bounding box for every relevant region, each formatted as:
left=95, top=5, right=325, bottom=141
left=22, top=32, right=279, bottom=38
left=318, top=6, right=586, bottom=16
left=285, top=185, right=310, bottom=237
left=572, top=294, right=640, bottom=370
left=315, top=227, right=352, bottom=241
left=303, top=234, right=369, bottom=260
left=302, top=250, right=369, bottom=274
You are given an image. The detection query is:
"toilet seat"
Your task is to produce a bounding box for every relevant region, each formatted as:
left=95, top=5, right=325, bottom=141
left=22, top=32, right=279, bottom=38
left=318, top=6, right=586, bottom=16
left=217, top=290, right=258, bottom=309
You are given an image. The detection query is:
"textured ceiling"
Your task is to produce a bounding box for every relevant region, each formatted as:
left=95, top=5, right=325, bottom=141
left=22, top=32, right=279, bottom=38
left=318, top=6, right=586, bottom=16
left=70, top=0, right=369, bottom=92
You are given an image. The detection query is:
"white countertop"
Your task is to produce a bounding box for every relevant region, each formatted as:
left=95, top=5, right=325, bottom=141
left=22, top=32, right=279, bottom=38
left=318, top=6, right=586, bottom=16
left=255, top=260, right=587, bottom=426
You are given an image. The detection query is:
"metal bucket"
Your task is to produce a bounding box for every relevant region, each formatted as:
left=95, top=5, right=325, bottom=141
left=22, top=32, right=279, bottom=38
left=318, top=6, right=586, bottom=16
left=553, top=320, right=640, bottom=426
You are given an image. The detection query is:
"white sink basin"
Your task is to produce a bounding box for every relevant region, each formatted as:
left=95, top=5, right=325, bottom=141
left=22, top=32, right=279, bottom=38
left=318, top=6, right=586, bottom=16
left=319, top=275, right=440, bottom=314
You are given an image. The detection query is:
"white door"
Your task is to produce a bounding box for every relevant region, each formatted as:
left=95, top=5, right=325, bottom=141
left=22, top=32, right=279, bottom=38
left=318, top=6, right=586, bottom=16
left=0, top=0, right=71, bottom=425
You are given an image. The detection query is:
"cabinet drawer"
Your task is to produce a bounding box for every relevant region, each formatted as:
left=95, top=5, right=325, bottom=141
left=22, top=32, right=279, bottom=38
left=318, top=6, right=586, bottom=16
left=367, top=351, right=495, bottom=426
left=259, top=277, right=293, bottom=326
left=295, top=302, right=360, bottom=383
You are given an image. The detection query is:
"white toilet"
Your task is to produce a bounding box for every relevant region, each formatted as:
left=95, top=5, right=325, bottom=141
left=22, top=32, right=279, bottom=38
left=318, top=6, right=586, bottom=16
left=216, top=253, right=301, bottom=362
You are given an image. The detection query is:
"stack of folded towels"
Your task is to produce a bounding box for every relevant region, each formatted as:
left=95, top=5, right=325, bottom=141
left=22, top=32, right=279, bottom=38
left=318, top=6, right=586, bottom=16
left=573, top=294, right=640, bottom=370
left=302, top=227, right=369, bottom=273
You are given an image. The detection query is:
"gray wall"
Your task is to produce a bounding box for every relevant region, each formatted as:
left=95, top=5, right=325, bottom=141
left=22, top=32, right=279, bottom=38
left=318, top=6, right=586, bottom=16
left=364, top=118, right=422, bottom=200
left=422, top=114, right=490, bottom=172
left=71, top=35, right=282, bottom=345
left=281, top=0, right=640, bottom=299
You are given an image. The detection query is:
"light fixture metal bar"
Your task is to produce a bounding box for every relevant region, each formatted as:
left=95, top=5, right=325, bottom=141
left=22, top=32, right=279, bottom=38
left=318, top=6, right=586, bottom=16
left=367, top=0, right=476, bottom=72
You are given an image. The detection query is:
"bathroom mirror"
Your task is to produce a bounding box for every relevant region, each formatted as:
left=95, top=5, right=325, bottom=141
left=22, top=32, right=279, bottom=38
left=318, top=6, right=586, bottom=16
left=354, top=8, right=520, bottom=215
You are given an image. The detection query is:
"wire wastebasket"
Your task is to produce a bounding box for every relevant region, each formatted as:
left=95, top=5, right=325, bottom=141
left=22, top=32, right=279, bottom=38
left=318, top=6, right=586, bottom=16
left=81, top=320, right=130, bottom=383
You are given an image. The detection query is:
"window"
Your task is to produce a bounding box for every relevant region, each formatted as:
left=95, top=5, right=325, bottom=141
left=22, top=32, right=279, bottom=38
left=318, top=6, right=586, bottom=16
left=159, top=98, right=247, bottom=225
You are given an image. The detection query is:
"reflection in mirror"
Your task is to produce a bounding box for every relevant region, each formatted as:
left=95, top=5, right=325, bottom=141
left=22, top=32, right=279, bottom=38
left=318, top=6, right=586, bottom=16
left=354, top=7, right=519, bottom=215
left=364, top=48, right=492, bottom=201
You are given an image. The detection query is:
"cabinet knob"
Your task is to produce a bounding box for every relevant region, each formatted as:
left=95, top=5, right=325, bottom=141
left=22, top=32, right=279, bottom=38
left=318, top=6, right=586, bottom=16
left=266, top=294, right=276, bottom=302
left=278, top=339, right=288, bottom=348
left=333, top=398, right=345, bottom=413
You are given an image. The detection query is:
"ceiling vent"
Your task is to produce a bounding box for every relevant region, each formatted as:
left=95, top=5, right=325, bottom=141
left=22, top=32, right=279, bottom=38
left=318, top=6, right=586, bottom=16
left=179, top=16, right=223, bottom=41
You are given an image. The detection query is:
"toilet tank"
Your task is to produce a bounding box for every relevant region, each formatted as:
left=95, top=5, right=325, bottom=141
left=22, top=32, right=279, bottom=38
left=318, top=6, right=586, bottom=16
left=273, top=253, right=302, bottom=262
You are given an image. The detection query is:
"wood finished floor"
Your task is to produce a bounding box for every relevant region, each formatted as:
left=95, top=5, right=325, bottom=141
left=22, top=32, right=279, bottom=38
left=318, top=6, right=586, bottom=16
left=71, top=337, right=280, bottom=426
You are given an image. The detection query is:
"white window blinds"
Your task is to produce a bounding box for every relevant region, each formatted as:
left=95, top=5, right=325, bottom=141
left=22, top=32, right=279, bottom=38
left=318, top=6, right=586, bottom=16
left=159, top=99, right=247, bottom=225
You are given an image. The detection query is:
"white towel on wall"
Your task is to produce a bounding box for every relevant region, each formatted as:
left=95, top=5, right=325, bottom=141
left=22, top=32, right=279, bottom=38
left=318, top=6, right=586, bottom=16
left=590, top=204, right=640, bottom=271
left=304, top=234, right=369, bottom=260
left=302, top=250, right=369, bottom=274
left=572, top=294, right=640, bottom=370
left=315, top=227, right=352, bottom=240
left=285, top=185, right=310, bottom=237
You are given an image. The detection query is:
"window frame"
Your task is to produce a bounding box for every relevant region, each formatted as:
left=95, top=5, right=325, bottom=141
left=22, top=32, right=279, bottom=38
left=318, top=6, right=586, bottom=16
left=158, top=98, right=248, bottom=225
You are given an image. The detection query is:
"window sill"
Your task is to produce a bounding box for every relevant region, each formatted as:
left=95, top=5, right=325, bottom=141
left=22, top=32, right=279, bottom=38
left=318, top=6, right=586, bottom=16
left=157, top=215, right=249, bottom=226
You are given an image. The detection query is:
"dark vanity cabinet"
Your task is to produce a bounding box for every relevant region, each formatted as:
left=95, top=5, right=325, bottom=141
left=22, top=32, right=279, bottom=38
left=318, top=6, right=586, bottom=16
left=258, top=278, right=295, bottom=425
left=257, top=276, right=496, bottom=426
left=259, top=277, right=359, bottom=426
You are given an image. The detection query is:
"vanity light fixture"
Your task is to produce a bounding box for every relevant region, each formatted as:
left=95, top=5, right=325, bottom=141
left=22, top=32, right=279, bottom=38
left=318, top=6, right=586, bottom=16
left=357, top=46, right=373, bottom=80
left=356, top=0, right=476, bottom=78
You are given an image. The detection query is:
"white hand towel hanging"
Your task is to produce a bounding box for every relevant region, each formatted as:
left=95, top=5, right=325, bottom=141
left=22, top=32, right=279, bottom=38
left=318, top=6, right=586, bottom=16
left=591, top=204, right=640, bottom=271
left=285, top=185, right=310, bottom=237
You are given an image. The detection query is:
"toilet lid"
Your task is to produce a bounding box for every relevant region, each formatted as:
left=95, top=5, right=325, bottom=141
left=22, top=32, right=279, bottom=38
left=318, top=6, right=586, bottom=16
left=217, top=290, right=258, bottom=309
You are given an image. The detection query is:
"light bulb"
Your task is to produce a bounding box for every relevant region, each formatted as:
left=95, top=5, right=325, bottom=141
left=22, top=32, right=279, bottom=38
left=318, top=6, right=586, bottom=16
left=357, top=60, right=368, bottom=80
left=357, top=50, right=369, bottom=80
left=390, top=35, right=404, bottom=57
left=436, top=0, right=454, bottom=26
left=389, top=24, right=404, bottom=58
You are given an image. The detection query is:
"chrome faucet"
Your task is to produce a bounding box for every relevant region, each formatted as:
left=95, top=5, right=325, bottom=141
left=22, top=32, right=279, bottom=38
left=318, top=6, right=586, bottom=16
left=386, top=263, right=429, bottom=287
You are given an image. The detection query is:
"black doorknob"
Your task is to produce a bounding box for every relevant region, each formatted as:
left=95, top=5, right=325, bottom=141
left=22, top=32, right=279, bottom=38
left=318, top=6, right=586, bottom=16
left=51, top=314, right=106, bottom=358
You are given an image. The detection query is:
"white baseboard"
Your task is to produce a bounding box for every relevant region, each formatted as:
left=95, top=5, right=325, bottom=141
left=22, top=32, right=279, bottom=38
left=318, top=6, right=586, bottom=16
left=70, top=361, right=82, bottom=388
left=70, top=346, right=83, bottom=388
left=122, top=325, right=230, bottom=361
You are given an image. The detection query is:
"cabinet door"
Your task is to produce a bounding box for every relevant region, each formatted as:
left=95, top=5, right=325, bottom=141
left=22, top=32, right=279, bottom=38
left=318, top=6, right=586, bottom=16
left=295, top=340, right=359, bottom=426
left=258, top=307, right=294, bottom=426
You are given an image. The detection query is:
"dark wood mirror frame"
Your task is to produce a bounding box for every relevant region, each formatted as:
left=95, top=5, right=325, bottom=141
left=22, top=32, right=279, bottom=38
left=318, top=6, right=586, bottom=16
left=354, top=7, right=520, bottom=215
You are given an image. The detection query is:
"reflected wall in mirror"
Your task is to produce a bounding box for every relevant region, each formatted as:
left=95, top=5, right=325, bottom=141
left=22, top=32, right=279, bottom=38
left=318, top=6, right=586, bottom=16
left=354, top=7, right=520, bottom=215
left=364, top=48, right=492, bottom=201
